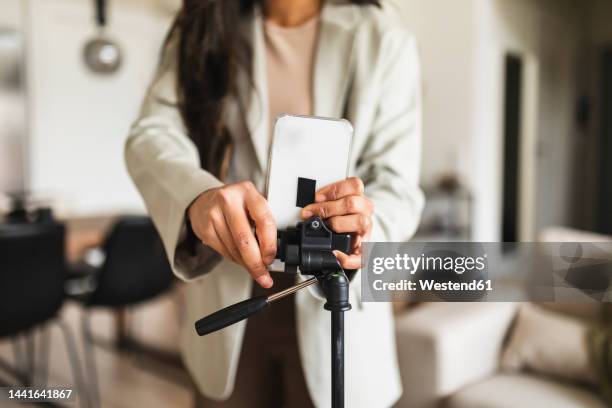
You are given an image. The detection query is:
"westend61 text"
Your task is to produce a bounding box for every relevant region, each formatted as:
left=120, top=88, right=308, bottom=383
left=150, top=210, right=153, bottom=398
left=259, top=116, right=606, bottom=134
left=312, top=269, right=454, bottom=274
left=372, top=279, right=494, bottom=292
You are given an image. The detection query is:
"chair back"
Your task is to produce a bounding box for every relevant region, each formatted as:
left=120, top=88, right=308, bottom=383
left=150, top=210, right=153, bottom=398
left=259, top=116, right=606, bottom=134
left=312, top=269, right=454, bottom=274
left=0, top=222, right=66, bottom=336
left=88, top=216, right=173, bottom=306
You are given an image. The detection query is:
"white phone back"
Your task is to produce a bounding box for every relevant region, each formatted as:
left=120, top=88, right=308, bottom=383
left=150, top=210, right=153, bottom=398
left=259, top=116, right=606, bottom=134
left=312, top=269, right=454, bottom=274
left=266, top=115, right=353, bottom=230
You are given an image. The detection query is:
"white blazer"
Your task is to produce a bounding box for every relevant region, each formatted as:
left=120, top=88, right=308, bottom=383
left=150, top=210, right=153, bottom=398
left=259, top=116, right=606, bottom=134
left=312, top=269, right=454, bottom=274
left=125, top=1, right=423, bottom=407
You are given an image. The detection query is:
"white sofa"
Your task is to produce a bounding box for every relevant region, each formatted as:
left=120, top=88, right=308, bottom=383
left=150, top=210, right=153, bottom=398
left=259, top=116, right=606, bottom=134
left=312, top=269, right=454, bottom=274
left=393, top=303, right=606, bottom=408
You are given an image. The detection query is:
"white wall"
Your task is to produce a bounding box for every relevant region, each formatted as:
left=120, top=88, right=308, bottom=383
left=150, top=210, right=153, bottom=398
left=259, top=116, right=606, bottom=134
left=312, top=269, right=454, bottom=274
left=398, top=0, right=478, bottom=188
left=399, top=0, right=583, bottom=241
left=473, top=0, right=581, bottom=240
left=0, top=0, right=22, bottom=28
left=0, top=0, right=26, bottom=202
left=24, top=0, right=174, bottom=216
left=532, top=1, right=581, bottom=234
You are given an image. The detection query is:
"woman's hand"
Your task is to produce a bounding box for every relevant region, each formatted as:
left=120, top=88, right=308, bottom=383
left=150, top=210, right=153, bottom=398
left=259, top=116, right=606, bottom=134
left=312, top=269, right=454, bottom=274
left=188, top=181, right=276, bottom=288
left=301, top=177, right=373, bottom=270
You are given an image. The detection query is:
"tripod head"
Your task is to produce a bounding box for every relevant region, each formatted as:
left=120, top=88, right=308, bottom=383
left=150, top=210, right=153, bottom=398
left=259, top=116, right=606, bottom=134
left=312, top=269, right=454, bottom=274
left=194, top=216, right=353, bottom=336
left=276, top=216, right=352, bottom=276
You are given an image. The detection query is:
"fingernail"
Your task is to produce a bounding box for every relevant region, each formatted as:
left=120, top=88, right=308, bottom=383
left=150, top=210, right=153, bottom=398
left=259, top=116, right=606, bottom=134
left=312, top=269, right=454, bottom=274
left=257, top=275, right=273, bottom=288
left=302, top=210, right=313, bottom=219
left=315, top=193, right=325, bottom=202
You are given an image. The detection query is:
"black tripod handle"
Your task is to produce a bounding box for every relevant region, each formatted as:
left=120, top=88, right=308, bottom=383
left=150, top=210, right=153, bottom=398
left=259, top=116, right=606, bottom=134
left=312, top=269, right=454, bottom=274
left=195, top=296, right=269, bottom=336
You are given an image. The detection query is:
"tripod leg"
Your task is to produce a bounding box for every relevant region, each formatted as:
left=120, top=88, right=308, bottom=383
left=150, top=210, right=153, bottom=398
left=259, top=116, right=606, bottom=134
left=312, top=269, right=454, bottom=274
left=331, top=310, right=344, bottom=408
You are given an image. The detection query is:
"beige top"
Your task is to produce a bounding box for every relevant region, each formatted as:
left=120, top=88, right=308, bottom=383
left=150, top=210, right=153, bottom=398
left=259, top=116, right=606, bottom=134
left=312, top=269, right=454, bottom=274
left=264, top=15, right=320, bottom=138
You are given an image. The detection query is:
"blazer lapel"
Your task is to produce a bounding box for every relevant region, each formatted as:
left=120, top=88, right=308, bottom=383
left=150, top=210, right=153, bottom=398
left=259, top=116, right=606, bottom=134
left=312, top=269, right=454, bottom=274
left=313, top=2, right=359, bottom=118
left=245, top=8, right=270, bottom=172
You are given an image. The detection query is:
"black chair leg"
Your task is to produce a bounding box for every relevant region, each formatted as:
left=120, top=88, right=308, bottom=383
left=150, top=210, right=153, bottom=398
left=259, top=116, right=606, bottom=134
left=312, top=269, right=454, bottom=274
left=0, top=353, right=24, bottom=384
left=36, top=326, right=51, bottom=387
left=56, top=319, right=90, bottom=408
left=26, top=330, right=36, bottom=383
left=82, top=312, right=100, bottom=408
left=11, top=336, right=29, bottom=384
left=1, top=331, right=40, bottom=386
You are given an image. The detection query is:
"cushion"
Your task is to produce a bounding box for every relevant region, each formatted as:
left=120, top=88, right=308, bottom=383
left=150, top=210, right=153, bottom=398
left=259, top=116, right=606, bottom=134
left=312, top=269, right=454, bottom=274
left=538, top=303, right=600, bottom=321
left=445, top=374, right=605, bottom=408
left=500, top=303, right=596, bottom=384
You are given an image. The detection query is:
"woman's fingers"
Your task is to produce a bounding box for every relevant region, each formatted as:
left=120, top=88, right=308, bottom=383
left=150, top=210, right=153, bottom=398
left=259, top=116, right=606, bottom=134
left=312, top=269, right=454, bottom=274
left=315, top=177, right=364, bottom=202
left=225, top=203, right=273, bottom=288
left=327, top=214, right=372, bottom=235
left=198, top=223, right=234, bottom=262
left=244, top=187, right=277, bottom=265
left=302, top=194, right=373, bottom=219
left=188, top=182, right=278, bottom=288
left=333, top=250, right=362, bottom=270
left=205, top=239, right=232, bottom=260
left=300, top=177, right=373, bottom=265
left=213, top=213, right=243, bottom=265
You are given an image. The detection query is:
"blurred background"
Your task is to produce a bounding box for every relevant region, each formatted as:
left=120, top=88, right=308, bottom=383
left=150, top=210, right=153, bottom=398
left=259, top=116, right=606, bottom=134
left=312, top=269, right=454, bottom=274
left=0, top=0, right=611, bottom=407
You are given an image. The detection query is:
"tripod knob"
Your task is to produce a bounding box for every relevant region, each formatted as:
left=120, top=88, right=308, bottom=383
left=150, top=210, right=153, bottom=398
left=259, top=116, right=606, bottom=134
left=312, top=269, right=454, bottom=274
left=322, top=272, right=352, bottom=312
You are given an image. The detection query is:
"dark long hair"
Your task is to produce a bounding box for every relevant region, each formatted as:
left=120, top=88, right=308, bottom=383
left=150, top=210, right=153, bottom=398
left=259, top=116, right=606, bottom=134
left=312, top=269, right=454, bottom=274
left=168, top=0, right=380, bottom=177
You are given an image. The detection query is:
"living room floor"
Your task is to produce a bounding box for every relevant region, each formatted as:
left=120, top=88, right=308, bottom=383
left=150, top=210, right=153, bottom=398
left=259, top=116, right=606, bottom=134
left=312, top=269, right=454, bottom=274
left=0, top=301, right=193, bottom=408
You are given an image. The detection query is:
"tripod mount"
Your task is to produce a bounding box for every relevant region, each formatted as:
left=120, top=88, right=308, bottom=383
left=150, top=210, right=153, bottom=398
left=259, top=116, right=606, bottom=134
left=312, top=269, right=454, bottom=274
left=194, top=216, right=353, bottom=408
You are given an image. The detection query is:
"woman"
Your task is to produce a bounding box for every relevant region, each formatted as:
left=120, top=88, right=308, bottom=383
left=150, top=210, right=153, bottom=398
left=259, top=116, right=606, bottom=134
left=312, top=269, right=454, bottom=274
left=125, top=0, right=423, bottom=406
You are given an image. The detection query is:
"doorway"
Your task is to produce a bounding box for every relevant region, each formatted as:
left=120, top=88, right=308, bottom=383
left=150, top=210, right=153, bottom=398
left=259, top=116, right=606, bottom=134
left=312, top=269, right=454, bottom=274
left=501, top=55, right=524, bottom=242
left=598, top=48, right=612, bottom=234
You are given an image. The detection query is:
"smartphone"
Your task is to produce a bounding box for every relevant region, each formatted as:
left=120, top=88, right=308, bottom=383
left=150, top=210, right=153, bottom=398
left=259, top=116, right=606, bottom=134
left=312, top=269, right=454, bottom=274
left=265, top=115, right=353, bottom=271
